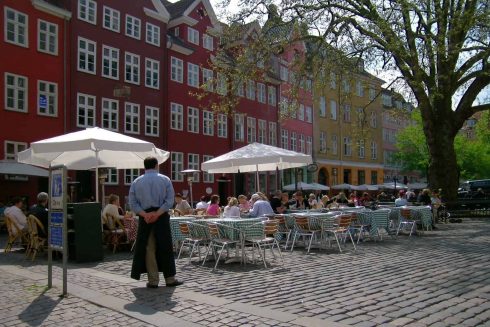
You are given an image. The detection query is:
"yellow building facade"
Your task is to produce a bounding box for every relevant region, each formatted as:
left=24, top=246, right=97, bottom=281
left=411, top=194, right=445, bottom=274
left=313, top=64, right=385, bottom=191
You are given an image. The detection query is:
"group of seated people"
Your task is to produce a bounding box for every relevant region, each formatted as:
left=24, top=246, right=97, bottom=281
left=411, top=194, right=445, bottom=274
left=3, top=193, right=49, bottom=238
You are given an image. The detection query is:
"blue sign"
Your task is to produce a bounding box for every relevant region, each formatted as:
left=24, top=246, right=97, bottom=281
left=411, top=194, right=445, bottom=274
left=49, top=212, right=64, bottom=249
left=50, top=212, right=63, bottom=224
left=39, top=95, right=47, bottom=109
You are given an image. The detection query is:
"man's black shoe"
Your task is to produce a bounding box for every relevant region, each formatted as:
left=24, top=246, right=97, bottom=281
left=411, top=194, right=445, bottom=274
left=166, top=280, right=183, bottom=287
left=146, top=283, right=159, bottom=288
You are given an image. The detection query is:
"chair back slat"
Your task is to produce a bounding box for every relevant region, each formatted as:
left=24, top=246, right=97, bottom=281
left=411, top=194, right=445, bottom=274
left=264, top=220, right=278, bottom=235
left=179, top=222, right=190, bottom=235
left=401, top=208, right=411, bottom=219
left=338, top=215, right=352, bottom=228
left=294, top=216, right=309, bottom=229
left=207, top=222, right=220, bottom=238
left=5, top=214, right=22, bottom=236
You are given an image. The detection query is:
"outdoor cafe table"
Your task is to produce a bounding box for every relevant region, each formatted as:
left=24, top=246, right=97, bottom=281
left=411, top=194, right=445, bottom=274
left=389, top=206, right=433, bottom=230
left=355, top=209, right=391, bottom=239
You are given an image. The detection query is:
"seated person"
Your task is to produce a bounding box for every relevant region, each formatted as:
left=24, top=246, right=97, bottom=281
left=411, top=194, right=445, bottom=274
left=195, top=196, right=209, bottom=210
left=417, top=189, right=432, bottom=205
left=238, top=194, right=251, bottom=213
left=270, top=191, right=283, bottom=213
left=308, top=193, right=320, bottom=209
left=248, top=193, right=274, bottom=217
left=206, top=194, right=221, bottom=216
left=174, top=193, right=192, bottom=215
left=292, top=191, right=310, bottom=210
left=28, top=192, right=49, bottom=238
left=223, top=197, right=241, bottom=218
left=4, top=196, right=27, bottom=234
left=358, top=192, right=372, bottom=207
left=395, top=190, right=408, bottom=207
left=336, top=192, right=349, bottom=205
left=102, top=194, right=132, bottom=229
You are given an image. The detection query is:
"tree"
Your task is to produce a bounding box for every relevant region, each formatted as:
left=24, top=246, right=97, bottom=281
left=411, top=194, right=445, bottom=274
left=218, top=0, right=490, bottom=200
left=395, top=110, right=490, bottom=181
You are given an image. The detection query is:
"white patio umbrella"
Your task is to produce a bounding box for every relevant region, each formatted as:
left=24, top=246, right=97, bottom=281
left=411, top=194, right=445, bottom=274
left=201, top=142, right=312, bottom=189
left=17, top=127, right=169, bottom=202
left=0, top=160, right=48, bottom=177
left=331, top=183, right=355, bottom=190
left=283, top=181, right=315, bottom=191
left=356, top=184, right=379, bottom=191
left=407, top=182, right=428, bottom=190
left=309, top=182, right=330, bottom=191
left=377, top=182, right=408, bottom=190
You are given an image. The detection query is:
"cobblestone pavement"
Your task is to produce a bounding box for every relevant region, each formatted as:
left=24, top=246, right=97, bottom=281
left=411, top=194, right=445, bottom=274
left=1, top=219, right=490, bottom=326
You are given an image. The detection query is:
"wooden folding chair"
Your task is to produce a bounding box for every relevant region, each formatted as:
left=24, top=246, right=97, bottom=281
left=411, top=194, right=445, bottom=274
left=4, top=214, right=28, bottom=253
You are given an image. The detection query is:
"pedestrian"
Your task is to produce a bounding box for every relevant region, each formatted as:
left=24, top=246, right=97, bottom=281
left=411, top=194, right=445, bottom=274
left=128, top=156, right=183, bottom=288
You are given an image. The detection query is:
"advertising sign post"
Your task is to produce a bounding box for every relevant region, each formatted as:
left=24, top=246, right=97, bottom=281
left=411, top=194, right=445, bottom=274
left=48, top=165, right=68, bottom=296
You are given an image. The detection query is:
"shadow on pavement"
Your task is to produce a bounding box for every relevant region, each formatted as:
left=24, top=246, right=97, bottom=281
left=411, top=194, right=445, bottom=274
left=18, top=288, right=61, bottom=326
left=125, top=286, right=177, bottom=314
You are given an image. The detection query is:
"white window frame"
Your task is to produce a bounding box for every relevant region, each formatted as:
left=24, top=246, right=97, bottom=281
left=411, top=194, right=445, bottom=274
left=101, top=97, right=119, bottom=131
left=319, top=96, right=326, bottom=117
left=298, top=104, right=305, bottom=121
left=281, top=129, right=289, bottom=149
left=332, top=134, right=338, bottom=155
left=369, top=87, right=376, bottom=101
left=330, top=99, right=337, bottom=120
left=105, top=168, right=118, bottom=185
left=187, top=62, right=199, bottom=88
left=145, top=106, right=159, bottom=137
left=124, top=169, right=140, bottom=185
left=246, top=80, right=255, bottom=100
left=258, top=119, right=267, bottom=144
left=203, top=155, right=214, bottom=182
left=124, top=102, right=140, bottom=134
left=38, top=19, right=58, bottom=55
left=370, top=111, right=378, bottom=128
left=76, top=92, right=96, bottom=127
left=78, top=37, right=96, bottom=74
left=4, top=7, right=28, bottom=47
left=146, top=22, right=160, bottom=46
left=203, top=110, right=214, bottom=136
left=269, top=122, right=277, bottom=146
left=343, top=104, right=351, bottom=122
left=171, top=152, right=184, bottom=181
left=216, top=73, right=227, bottom=95
left=102, top=45, right=119, bottom=80
left=187, top=27, right=199, bottom=45
left=145, top=58, right=160, bottom=89
left=290, top=132, right=297, bottom=152
left=38, top=80, right=57, bottom=117
left=218, top=114, right=227, bottom=138
left=103, top=6, right=120, bottom=33
left=4, top=141, right=27, bottom=160
left=280, top=66, right=288, bottom=82
left=358, top=139, right=365, bottom=158
left=330, top=72, right=336, bottom=89
left=234, top=114, right=245, bottom=142
left=5, top=73, right=28, bottom=112
left=268, top=86, right=276, bottom=106
left=305, top=106, right=312, bottom=123
left=247, top=117, right=256, bottom=143
left=125, top=15, right=141, bottom=39
left=78, top=0, right=97, bottom=25
left=306, top=136, right=312, bottom=155
left=343, top=136, right=352, bottom=156
left=299, top=134, right=305, bottom=153
left=187, top=106, right=199, bottom=133
left=170, top=102, right=183, bottom=131
left=356, top=80, right=364, bottom=97
left=202, top=68, right=213, bottom=92
left=187, top=153, right=200, bottom=182
left=170, top=57, right=183, bottom=83
left=320, top=132, right=326, bottom=153
left=257, top=83, right=266, bottom=103
left=124, top=52, right=140, bottom=85
left=371, top=141, right=378, bottom=159
left=342, top=79, right=350, bottom=93
left=202, top=33, right=213, bottom=50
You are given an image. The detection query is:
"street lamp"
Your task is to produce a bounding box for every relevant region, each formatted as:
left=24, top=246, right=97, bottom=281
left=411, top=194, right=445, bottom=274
left=181, top=169, right=200, bottom=208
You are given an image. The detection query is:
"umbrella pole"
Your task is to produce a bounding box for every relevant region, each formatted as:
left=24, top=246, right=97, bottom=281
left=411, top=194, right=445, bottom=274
left=256, top=165, right=259, bottom=192
left=95, top=150, right=99, bottom=203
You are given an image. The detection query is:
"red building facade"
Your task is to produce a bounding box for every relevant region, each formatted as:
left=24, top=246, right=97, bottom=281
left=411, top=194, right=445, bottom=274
left=0, top=0, right=71, bottom=205
left=64, top=0, right=169, bottom=203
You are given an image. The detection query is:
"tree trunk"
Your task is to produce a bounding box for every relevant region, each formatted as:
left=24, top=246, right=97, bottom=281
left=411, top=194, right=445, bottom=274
left=424, top=119, right=460, bottom=202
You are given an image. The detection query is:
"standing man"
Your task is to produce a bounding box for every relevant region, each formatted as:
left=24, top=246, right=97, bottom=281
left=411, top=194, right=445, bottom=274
left=129, top=157, right=183, bottom=288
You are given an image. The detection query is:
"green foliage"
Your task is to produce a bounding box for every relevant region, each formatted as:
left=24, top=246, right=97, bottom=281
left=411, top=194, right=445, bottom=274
left=395, top=111, right=490, bottom=180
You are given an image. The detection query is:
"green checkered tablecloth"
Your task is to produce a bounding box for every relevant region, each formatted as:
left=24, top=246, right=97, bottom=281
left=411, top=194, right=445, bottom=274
left=356, top=209, right=391, bottom=238
left=193, top=218, right=265, bottom=241
left=170, top=216, right=197, bottom=242
left=389, top=206, right=433, bottom=229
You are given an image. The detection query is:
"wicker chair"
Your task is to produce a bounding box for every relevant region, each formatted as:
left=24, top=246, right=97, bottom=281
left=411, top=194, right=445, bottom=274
left=26, top=215, right=47, bottom=260
left=4, top=214, right=28, bottom=253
